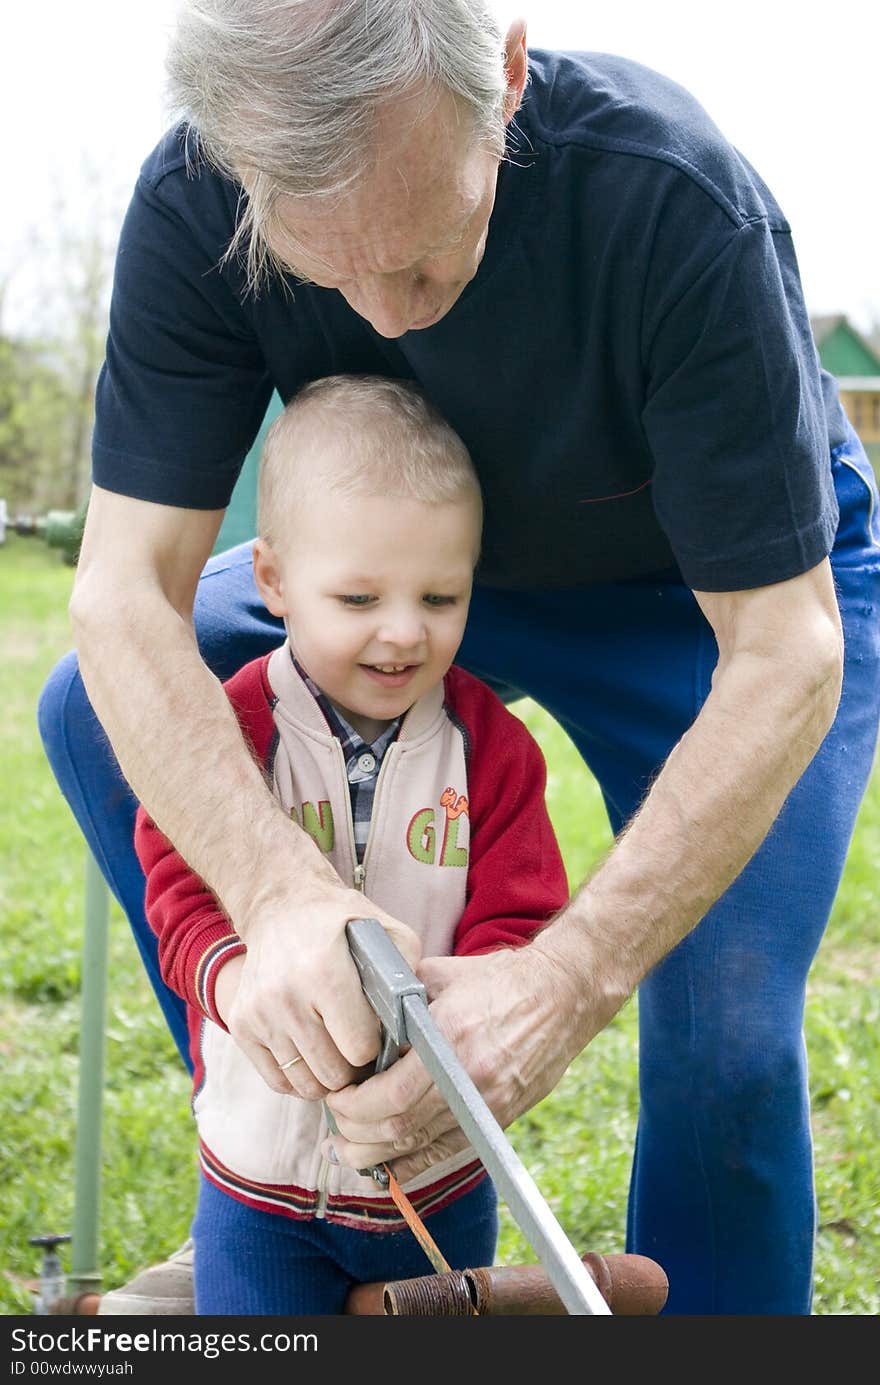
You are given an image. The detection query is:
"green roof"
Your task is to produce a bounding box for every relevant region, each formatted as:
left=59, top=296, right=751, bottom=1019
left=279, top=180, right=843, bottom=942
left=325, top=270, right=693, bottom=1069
left=811, top=315, right=880, bottom=377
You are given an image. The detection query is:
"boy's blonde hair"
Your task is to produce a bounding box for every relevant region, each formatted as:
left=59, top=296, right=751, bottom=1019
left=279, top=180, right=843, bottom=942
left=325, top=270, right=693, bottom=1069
left=257, top=375, right=483, bottom=552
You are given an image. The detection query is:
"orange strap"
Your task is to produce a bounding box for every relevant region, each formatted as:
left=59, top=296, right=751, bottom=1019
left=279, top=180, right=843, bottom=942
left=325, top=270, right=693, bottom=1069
left=384, top=1166, right=452, bottom=1275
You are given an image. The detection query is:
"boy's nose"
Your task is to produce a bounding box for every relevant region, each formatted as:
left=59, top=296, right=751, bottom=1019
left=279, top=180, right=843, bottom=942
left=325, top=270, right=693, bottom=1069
left=376, top=609, right=427, bottom=651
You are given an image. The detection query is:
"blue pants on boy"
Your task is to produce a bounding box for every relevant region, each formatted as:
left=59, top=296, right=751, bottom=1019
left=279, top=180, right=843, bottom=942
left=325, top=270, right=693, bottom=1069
left=37, top=428, right=880, bottom=1314
left=192, top=1172, right=497, bottom=1315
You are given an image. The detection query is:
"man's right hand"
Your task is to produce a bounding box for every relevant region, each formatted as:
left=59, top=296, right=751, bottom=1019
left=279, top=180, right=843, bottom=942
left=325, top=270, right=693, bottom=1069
left=220, top=887, right=422, bottom=1098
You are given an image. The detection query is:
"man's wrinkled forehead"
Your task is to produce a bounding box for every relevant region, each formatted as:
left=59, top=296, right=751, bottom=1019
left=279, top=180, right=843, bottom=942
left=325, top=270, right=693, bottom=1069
left=267, top=89, right=489, bottom=275
left=271, top=191, right=479, bottom=283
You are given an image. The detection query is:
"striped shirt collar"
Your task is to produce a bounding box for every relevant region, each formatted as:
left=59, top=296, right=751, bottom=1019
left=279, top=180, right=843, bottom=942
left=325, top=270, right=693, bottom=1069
left=289, top=650, right=401, bottom=862
left=289, top=649, right=401, bottom=754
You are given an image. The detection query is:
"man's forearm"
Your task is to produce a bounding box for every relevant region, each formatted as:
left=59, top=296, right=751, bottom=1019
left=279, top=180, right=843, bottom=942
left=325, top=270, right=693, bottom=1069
left=536, top=643, right=843, bottom=1038
left=73, top=591, right=335, bottom=929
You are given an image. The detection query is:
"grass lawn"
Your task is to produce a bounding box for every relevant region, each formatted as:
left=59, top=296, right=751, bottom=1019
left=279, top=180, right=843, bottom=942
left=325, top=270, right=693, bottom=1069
left=0, top=535, right=877, bottom=1315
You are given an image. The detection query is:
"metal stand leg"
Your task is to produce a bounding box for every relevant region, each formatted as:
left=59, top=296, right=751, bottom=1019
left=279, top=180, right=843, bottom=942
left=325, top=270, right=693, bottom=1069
left=69, top=848, right=110, bottom=1297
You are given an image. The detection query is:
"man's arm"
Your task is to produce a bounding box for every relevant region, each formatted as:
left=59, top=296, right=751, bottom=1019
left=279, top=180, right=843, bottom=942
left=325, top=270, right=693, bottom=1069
left=71, top=485, right=420, bottom=1093
left=323, top=559, right=843, bottom=1177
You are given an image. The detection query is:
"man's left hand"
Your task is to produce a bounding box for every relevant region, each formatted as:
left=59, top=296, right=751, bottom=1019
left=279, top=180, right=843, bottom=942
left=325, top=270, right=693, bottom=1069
left=321, top=938, right=612, bottom=1180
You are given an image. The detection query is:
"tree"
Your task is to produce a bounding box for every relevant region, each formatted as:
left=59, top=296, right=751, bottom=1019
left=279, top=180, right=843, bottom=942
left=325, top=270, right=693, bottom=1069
left=0, top=330, right=74, bottom=512
left=0, top=160, right=121, bottom=513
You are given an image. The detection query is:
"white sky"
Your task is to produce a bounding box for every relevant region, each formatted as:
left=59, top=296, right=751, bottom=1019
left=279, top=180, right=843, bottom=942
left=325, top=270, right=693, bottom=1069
left=2, top=1, right=878, bottom=334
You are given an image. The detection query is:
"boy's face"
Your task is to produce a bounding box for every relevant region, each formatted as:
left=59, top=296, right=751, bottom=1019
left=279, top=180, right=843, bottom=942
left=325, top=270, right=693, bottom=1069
left=253, top=488, right=479, bottom=739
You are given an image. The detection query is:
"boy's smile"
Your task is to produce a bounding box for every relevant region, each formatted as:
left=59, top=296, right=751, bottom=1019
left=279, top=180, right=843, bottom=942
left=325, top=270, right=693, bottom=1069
left=361, top=663, right=420, bottom=688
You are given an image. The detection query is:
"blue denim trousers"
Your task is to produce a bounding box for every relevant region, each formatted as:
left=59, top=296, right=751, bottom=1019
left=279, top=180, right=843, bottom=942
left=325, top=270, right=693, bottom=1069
left=38, top=427, right=880, bottom=1314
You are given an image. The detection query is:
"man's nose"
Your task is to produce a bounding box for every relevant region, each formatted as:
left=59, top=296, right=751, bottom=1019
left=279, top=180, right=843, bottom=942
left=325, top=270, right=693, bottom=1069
left=344, top=273, right=424, bottom=339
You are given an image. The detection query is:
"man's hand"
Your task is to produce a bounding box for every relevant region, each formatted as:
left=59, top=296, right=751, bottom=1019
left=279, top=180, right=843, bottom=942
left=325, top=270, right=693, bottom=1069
left=222, top=889, right=422, bottom=1098
left=322, top=935, right=619, bottom=1179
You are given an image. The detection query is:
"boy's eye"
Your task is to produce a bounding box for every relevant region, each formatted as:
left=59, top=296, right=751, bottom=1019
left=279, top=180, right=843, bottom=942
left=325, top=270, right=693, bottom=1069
left=423, top=594, right=457, bottom=607
left=338, top=594, right=375, bottom=607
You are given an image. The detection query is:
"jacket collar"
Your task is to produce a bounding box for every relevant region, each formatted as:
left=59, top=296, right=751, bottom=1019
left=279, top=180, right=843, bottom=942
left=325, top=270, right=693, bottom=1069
left=266, top=640, right=445, bottom=746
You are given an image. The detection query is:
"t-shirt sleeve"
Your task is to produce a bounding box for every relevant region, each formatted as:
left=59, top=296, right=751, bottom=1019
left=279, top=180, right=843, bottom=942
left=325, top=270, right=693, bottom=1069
left=642, top=214, right=838, bottom=591
left=92, top=166, right=273, bottom=509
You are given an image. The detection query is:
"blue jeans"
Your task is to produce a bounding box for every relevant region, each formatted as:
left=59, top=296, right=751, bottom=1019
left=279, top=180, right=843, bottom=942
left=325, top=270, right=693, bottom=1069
left=192, top=1172, right=497, bottom=1315
left=38, top=428, right=880, bottom=1313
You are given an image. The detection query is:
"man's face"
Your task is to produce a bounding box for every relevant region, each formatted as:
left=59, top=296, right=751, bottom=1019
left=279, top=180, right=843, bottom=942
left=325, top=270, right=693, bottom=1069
left=266, top=90, right=503, bottom=338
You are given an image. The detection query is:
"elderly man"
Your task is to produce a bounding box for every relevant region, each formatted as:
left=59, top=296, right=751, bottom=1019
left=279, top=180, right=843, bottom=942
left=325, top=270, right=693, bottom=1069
left=39, top=1, right=879, bottom=1315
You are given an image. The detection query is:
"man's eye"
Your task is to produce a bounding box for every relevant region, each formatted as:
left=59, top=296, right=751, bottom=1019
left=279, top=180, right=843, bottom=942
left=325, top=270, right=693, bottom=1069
left=423, top=594, right=456, bottom=607
left=338, top=594, right=375, bottom=606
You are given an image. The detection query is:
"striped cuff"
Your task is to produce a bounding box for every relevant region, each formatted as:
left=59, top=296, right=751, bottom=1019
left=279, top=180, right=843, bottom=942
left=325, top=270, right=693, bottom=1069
left=195, top=934, right=246, bottom=1028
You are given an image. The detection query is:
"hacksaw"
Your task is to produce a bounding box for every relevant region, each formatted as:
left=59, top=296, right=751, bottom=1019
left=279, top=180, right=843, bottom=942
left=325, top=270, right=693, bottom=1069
left=343, top=916, right=612, bottom=1316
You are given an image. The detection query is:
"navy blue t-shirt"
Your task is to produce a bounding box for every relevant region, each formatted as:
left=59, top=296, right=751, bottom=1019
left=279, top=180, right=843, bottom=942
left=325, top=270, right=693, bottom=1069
left=93, top=49, right=845, bottom=592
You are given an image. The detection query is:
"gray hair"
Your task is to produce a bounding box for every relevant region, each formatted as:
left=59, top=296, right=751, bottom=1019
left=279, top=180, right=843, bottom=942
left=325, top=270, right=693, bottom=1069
left=166, top=1, right=508, bottom=290
left=257, top=375, right=483, bottom=552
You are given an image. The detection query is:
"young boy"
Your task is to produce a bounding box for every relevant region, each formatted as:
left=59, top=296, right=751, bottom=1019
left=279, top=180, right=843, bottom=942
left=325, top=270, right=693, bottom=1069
left=134, top=375, right=569, bottom=1315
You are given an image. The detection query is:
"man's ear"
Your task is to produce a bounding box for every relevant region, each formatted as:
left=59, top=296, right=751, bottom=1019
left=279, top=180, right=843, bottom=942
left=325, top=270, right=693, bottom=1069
left=502, top=18, right=528, bottom=124
left=252, top=538, right=288, bottom=617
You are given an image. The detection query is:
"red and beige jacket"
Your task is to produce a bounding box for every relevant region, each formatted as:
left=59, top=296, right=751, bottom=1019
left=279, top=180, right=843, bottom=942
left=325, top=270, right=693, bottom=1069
left=135, top=643, right=569, bottom=1230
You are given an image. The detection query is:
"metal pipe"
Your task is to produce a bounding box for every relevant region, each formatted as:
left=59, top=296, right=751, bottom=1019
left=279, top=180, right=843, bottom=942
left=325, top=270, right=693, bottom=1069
left=344, top=1252, right=668, bottom=1316
left=464, top=1254, right=668, bottom=1316
left=69, top=850, right=110, bottom=1296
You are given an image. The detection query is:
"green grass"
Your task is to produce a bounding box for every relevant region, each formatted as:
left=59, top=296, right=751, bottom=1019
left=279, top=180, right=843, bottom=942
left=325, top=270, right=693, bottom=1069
left=0, top=535, right=877, bottom=1314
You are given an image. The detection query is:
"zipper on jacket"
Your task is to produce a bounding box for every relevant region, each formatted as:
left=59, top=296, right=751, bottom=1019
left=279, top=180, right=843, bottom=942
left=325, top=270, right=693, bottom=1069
left=315, top=742, right=397, bottom=1217
left=333, top=738, right=397, bottom=890
left=360, top=745, right=396, bottom=880
left=311, top=745, right=365, bottom=1219
left=315, top=1097, right=340, bottom=1220
left=315, top=1143, right=331, bottom=1219
left=334, top=740, right=361, bottom=882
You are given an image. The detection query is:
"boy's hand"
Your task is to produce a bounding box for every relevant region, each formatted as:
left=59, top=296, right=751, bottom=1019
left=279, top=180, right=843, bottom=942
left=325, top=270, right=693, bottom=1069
left=221, top=886, right=422, bottom=1100
left=212, top=952, right=245, bottom=1028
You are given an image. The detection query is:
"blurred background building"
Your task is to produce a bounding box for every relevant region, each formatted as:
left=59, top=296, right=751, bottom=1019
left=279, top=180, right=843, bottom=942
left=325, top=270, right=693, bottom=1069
left=812, top=314, right=880, bottom=476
